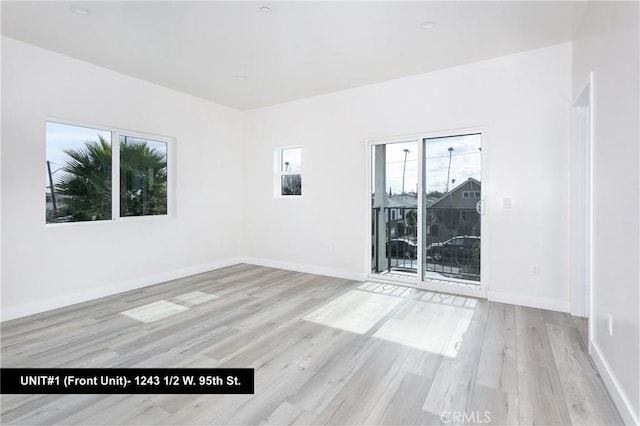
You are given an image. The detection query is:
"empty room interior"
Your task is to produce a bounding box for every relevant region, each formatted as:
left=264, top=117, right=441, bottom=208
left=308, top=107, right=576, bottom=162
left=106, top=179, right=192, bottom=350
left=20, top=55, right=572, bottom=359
left=1, top=1, right=639, bottom=425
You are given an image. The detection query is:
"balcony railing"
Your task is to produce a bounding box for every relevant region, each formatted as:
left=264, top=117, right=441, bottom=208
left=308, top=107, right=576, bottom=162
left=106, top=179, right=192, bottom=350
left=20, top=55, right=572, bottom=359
left=372, top=206, right=480, bottom=283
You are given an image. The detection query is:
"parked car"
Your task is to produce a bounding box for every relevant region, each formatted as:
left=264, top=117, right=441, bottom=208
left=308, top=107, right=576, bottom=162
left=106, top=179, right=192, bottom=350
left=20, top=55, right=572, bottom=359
left=425, top=236, right=480, bottom=264
left=386, top=238, right=417, bottom=259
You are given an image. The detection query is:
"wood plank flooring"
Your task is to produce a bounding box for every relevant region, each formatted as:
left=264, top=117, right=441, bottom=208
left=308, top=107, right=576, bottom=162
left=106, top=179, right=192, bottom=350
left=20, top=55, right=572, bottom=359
left=1, top=264, right=623, bottom=425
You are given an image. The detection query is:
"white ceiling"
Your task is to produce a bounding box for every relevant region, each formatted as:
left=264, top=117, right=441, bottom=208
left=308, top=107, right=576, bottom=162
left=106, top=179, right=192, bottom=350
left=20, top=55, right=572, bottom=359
left=1, top=1, right=587, bottom=111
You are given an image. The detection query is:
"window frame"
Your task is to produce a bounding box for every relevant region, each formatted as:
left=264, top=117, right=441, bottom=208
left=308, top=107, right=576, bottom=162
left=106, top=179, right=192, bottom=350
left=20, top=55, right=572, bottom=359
left=274, top=145, right=303, bottom=198
left=45, top=119, right=175, bottom=225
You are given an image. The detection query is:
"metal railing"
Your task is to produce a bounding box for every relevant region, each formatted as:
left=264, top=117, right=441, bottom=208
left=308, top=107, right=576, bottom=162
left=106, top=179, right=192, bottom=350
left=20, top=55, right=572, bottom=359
left=372, top=207, right=481, bottom=282
left=372, top=206, right=418, bottom=273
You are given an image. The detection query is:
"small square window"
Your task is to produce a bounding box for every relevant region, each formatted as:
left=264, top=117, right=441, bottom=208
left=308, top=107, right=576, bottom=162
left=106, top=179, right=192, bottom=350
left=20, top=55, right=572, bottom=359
left=277, top=147, right=302, bottom=197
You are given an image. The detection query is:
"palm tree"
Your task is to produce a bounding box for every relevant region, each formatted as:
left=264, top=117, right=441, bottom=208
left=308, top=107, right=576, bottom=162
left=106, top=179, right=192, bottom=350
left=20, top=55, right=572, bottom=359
left=54, top=136, right=167, bottom=222
left=119, top=138, right=167, bottom=216
left=56, top=136, right=112, bottom=221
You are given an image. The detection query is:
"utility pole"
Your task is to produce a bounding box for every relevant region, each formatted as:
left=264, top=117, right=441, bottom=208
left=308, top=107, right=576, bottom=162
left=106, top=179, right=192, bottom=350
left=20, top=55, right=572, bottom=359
left=46, top=160, right=58, bottom=217
left=446, top=147, right=454, bottom=192
left=402, top=148, right=410, bottom=195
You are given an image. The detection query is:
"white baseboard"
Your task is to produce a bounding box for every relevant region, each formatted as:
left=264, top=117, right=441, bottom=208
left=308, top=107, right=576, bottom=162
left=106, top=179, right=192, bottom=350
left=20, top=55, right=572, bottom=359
left=1, top=257, right=243, bottom=322
left=241, top=257, right=367, bottom=283
left=487, top=290, right=570, bottom=312
left=590, top=341, right=638, bottom=426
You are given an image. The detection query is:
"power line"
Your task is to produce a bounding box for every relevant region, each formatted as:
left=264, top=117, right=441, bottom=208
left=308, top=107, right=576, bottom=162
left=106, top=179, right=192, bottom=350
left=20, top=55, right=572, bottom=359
left=383, top=150, right=480, bottom=164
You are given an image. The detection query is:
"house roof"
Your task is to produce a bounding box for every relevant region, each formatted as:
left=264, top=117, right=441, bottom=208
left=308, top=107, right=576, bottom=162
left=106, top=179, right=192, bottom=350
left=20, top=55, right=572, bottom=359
left=387, top=194, right=418, bottom=209
left=427, top=178, right=481, bottom=208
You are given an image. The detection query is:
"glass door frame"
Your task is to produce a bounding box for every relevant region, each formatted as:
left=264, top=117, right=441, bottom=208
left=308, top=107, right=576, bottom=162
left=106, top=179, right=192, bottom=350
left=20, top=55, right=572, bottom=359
left=366, top=127, right=488, bottom=299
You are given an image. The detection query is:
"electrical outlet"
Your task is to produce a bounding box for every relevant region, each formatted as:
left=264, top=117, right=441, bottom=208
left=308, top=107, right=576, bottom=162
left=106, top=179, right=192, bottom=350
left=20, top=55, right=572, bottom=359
left=608, top=314, right=613, bottom=336
left=532, top=265, right=539, bottom=276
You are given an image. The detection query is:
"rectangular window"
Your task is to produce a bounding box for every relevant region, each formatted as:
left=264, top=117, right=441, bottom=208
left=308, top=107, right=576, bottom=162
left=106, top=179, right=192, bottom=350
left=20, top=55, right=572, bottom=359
left=277, top=147, right=302, bottom=196
left=46, top=121, right=171, bottom=224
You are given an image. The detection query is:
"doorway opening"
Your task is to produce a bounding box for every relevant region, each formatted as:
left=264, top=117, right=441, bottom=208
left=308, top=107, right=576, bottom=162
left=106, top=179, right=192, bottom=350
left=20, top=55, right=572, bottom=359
left=570, top=73, right=593, bottom=329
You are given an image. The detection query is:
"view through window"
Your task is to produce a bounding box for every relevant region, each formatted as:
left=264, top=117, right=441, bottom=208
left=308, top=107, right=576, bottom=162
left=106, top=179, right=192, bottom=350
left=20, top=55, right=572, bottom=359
left=279, top=147, right=302, bottom=196
left=46, top=122, right=169, bottom=223
left=46, top=122, right=113, bottom=223
left=119, top=135, right=168, bottom=217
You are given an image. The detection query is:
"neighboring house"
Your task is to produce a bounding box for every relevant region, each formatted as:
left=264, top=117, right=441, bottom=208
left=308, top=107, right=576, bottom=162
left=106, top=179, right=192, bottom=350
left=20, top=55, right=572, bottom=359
left=425, top=178, right=481, bottom=243
left=427, top=177, right=481, bottom=210
left=372, top=180, right=482, bottom=242
left=382, top=193, right=417, bottom=239
left=386, top=193, right=417, bottom=221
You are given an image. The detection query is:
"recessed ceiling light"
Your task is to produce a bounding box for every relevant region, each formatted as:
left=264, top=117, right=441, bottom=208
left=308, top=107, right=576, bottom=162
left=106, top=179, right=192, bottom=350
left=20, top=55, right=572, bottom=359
left=420, top=21, right=436, bottom=29
left=258, top=6, right=272, bottom=15
left=235, top=75, right=248, bottom=81
left=70, top=4, right=91, bottom=16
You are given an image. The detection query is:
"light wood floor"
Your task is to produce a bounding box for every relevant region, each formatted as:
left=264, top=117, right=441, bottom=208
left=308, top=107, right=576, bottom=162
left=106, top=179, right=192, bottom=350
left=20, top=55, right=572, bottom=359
left=1, top=264, right=623, bottom=425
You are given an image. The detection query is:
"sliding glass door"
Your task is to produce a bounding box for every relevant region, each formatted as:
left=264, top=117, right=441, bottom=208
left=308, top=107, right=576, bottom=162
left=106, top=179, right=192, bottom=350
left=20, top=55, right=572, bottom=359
left=369, top=131, right=484, bottom=295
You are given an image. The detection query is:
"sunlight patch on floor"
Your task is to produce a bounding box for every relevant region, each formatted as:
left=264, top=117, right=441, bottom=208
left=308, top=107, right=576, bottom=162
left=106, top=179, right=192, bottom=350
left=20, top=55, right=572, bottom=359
left=173, top=291, right=219, bottom=305
left=121, top=300, right=189, bottom=323
left=374, top=300, right=473, bottom=358
left=357, top=282, right=424, bottom=298
left=302, top=289, right=402, bottom=334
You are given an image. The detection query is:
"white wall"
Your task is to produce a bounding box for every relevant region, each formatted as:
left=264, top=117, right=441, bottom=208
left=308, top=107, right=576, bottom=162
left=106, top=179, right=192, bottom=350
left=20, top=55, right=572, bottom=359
left=1, top=37, right=244, bottom=320
left=572, top=2, right=640, bottom=424
left=243, top=43, right=572, bottom=311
